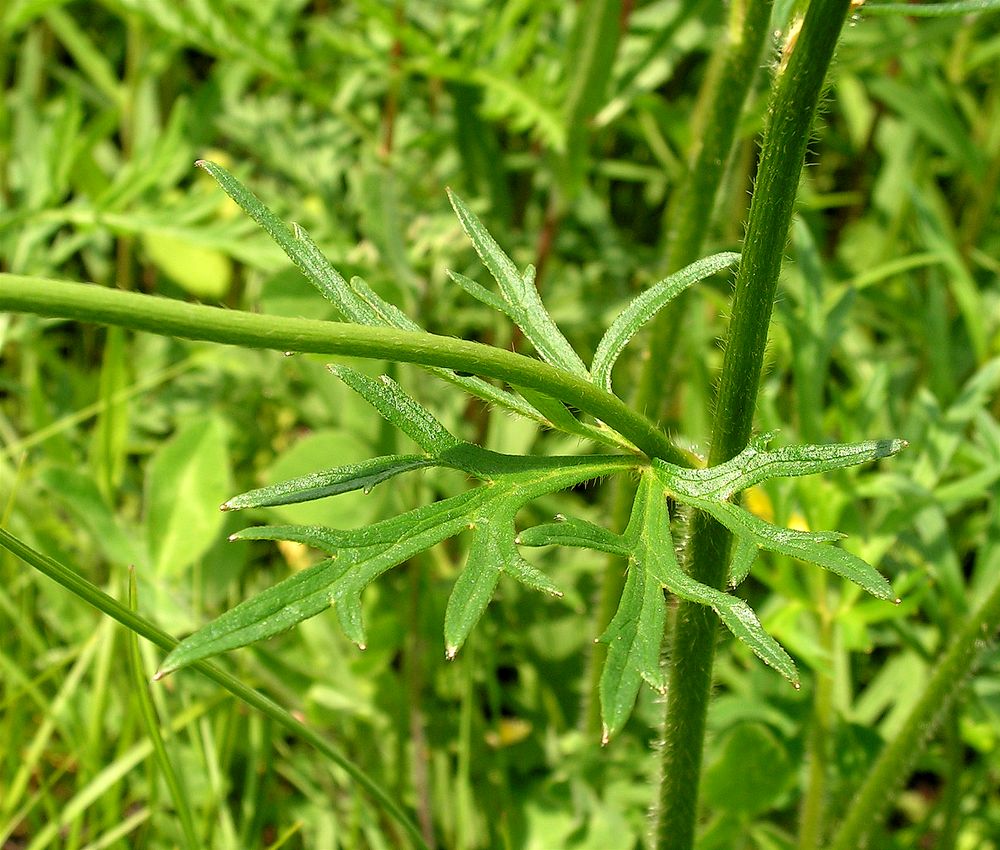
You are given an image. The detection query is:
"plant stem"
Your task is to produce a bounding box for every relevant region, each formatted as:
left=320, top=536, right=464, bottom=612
left=798, top=572, right=833, bottom=850
left=829, top=569, right=1000, bottom=850
left=0, top=527, right=432, bottom=850
left=0, top=274, right=692, bottom=467
left=653, top=2, right=852, bottom=848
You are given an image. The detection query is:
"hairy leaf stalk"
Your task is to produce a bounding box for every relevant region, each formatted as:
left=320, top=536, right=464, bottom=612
left=653, top=2, right=853, bottom=848
left=0, top=274, right=691, bottom=468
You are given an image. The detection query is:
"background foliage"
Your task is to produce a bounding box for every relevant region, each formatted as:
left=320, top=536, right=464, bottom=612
left=1, top=1, right=999, bottom=848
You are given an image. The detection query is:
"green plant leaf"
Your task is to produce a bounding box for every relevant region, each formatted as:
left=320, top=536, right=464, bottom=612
left=447, top=189, right=589, bottom=378
left=652, top=436, right=907, bottom=601
left=158, top=557, right=351, bottom=675
left=447, top=269, right=510, bottom=314
left=288, top=225, right=382, bottom=324
left=142, top=231, right=233, bottom=299
left=591, top=253, right=740, bottom=393
left=702, top=723, right=793, bottom=816
left=146, top=413, right=231, bottom=576
left=196, top=160, right=553, bottom=428
left=696, top=498, right=897, bottom=601
left=598, top=555, right=667, bottom=741
left=160, top=416, right=638, bottom=674
left=862, top=0, right=1000, bottom=16
left=728, top=535, right=757, bottom=587
left=222, top=455, right=438, bottom=511
left=662, top=434, right=907, bottom=501
left=328, top=365, right=461, bottom=454
left=518, top=514, right=629, bottom=556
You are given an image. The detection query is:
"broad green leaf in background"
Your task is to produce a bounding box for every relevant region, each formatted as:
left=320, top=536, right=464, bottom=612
left=146, top=414, right=231, bottom=576
left=702, top=723, right=793, bottom=816
left=142, top=232, right=233, bottom=300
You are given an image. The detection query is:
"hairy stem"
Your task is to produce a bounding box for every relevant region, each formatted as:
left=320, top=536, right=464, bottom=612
left=653, top=2, right=853, bottom=847
left=829, top=569, right=1000, bottom=850
left=798, top=572, right=834, bottom=850
left=0, top=274, right=692, bottom=467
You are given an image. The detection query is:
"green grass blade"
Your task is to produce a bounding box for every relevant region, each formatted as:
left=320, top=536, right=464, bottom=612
left=0, top=528, right=430, bottom=850
left=125, top=570, right=199, bottom=850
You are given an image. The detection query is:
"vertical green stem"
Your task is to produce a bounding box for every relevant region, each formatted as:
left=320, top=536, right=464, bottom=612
left=653, top=2, right=852, bottom=848
left=829, top=568, right=1000, bottom=850
left=798, top=572, right=833, bottom=850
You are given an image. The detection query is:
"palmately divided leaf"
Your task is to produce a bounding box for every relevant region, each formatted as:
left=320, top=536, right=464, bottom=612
left=162, top=493, right=486, bottom=673
left=163, top=443, right=637, bottom=674
left=198, top=160, right=575, bottom=433
left=696, top=498, right=897, bottom=602
left=640, top=531, right=797, bottom=685
left=444, top=500, right=565, bottom=658
left=222, top=455, right=438, bottom=511
left=196, top=162, right=370, bottom=321
left=652, top=437, right=905, bottom=601
left=528, top=471, right=800, bottom=738
left=447, top=189, right=589, bottom=378
left=591, top=252, right=741, bottom=393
